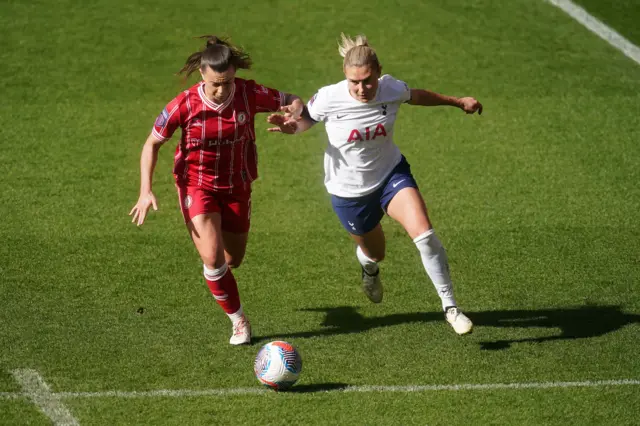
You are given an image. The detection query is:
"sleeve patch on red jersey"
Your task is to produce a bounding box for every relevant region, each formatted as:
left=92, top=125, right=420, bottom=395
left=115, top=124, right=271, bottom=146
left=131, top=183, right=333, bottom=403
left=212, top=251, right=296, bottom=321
left=155, top=108, right=169, bottom=127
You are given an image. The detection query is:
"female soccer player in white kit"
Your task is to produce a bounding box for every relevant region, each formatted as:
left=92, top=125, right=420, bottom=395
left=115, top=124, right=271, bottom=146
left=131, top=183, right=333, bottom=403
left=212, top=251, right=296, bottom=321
left=268, top=34, right=482, bottom=334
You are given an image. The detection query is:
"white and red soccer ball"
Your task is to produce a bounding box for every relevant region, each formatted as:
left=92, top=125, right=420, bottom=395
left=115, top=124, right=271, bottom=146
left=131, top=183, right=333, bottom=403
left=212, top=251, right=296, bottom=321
left=254, top=341, right=302, bottom=390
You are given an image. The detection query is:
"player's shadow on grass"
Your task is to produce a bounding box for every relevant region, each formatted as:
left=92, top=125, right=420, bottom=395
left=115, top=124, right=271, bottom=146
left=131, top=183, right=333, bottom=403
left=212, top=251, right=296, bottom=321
left=254, top=305, right=640, bottom=350
left=285, top=383, right=350, bottom=393
left=474, top=305, right=640, bottom=350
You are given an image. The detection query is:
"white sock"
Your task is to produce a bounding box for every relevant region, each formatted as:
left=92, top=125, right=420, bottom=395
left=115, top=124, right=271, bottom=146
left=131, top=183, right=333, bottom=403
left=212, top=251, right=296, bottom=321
left=413, top=229, right=457, bottom=310
left=356, top=245, right=379, bottom=275
left=227, top=306, right=244, bottom=324
left=203, top=263, right=228, bottom=281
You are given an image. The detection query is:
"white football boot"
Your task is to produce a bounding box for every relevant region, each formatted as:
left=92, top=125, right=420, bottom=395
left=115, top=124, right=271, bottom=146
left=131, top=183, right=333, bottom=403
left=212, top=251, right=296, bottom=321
left=229, top=316, right=252, bottom=345
left=445, top=307, right=473, bottom=335
left=361, top=267, right=383, bottom=303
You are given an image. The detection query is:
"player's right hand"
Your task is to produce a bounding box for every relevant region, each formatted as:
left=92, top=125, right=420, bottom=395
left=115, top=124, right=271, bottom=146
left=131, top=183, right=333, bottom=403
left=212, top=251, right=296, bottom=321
left=279, top=99, right=304, bottom=122
left=266, top=114, right=297, bottom=134
left=129, top=192, right=158, bottom=226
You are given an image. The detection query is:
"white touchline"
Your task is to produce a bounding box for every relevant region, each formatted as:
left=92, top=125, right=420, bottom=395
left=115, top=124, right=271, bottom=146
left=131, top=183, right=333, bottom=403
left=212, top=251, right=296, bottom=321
left=57, top=388, right=266, bottom=398
left=546, top=0, right=640, bottom=66
left=341, top=379, right=640, bottom=392
left=2, top=377, right=639, bottom=402
left=1, top=378, right=637, bottom=400
left=11, top=369, right=80, bottom=426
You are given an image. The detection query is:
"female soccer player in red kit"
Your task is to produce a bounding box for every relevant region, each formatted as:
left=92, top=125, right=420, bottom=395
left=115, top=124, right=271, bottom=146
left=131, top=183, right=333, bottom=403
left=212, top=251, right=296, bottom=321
left=129, top=36, right=304, bottom=345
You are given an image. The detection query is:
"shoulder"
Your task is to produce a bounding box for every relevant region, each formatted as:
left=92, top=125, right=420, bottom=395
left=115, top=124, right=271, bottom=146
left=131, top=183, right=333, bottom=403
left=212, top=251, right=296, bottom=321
left=236, top=78, right=279, bottom=98
left=234, top=77, right=250, bottom=89
left=170, top=85, right=198, bottom=105
left=378, top=74, right=409, bottom=92
left=162, top=88, right=192, bottom=114
left=310, top=81, right=347, bottom=109
left=238, top=78, right=272, bottom=92
left=185, top=82, right=202, bottom=97
left=318, top=80, right=346, bottom=97
left=378, top=74, right=411, bottom=102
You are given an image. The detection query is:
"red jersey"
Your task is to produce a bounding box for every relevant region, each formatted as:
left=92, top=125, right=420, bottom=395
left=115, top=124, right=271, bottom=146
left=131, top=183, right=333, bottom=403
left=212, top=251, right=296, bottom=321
left=152, top=78, right=285, bottom=193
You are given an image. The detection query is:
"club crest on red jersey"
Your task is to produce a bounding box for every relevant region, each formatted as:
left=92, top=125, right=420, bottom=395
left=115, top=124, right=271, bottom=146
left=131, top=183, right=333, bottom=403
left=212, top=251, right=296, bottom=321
left=237, top=112, right=248, bottom=125
left=183, top=195, right=192, bottom=209
left=155, top=108, right=169, bottom=127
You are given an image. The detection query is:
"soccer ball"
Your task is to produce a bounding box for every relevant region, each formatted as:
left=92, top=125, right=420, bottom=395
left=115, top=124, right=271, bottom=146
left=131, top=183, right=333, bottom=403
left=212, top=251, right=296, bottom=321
left=254, top=341, right=302, bottom=390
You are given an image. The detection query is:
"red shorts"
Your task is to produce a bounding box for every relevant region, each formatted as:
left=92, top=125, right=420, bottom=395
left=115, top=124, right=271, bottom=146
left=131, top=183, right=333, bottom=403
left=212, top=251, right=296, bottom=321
left=176, top=185, right=251, bottom=233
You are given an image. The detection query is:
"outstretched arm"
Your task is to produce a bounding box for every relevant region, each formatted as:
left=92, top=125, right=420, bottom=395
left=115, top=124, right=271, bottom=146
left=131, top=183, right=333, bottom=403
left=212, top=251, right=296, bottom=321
left=408, top=89, right=483, bottom=115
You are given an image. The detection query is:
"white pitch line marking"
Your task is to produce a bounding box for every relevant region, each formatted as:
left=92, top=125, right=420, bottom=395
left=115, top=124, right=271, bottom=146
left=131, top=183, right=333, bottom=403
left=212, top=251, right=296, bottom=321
left=546, top=0, right=640, bottom=65
left=57, top=388, right=266, bottom=398
left=1, top=378, right=639, bottom=400
left=11, top=369, right=80, bottom=426
left=50, top=378, right=640, bottom=398
left=341, top=379, right=640, bottom=393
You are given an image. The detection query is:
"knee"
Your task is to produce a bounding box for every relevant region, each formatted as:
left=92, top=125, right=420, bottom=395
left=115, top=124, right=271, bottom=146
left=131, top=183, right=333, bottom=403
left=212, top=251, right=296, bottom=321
left=202, top=258, right=217, bottom=270
left=202, top=256, right=225, bottom=271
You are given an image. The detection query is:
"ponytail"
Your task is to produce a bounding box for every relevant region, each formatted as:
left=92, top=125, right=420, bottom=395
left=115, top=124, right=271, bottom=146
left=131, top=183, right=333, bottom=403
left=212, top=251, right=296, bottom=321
left=338, top=33, right=380, bottom=71
left=177, top=35, right=252, bottom=81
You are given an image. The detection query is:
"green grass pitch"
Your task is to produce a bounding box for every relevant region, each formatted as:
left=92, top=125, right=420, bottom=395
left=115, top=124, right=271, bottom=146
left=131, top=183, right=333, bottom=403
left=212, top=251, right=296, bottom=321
left=1, top=0, right=639, bottom=424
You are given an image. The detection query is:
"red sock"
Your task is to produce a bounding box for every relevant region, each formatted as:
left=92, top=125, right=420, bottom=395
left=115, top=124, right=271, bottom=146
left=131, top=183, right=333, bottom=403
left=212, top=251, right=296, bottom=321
left=203, top=264, right=241, bottom=315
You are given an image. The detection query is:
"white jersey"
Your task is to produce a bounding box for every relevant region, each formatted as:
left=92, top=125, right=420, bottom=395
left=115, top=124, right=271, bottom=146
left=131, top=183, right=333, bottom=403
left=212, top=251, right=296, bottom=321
left=307, top=74, right=411, bottom=197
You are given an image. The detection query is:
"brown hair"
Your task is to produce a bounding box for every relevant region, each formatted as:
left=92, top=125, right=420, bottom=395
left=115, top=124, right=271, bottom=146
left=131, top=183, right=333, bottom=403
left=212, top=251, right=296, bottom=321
left=338, top=33, right=381, bottom=72
left=177, top=35, right=252, bottom=80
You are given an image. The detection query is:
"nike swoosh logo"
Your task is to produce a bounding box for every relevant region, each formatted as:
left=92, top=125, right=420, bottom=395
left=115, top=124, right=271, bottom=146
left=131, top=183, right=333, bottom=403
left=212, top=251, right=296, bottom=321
left=336, top=114, right=346, bottom=119
left=392, top=179, right=406, bottom=188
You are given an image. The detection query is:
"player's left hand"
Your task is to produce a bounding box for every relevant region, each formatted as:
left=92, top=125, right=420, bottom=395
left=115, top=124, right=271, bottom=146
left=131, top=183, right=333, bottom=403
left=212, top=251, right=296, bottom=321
left=266, top=113, right=297, bottom=134
left=458, top=97, right=483, bottom=115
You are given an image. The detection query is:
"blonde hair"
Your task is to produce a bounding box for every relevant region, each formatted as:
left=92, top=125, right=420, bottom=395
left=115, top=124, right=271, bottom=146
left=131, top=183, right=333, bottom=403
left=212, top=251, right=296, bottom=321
left=338, top=33, right=380, bottom=71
